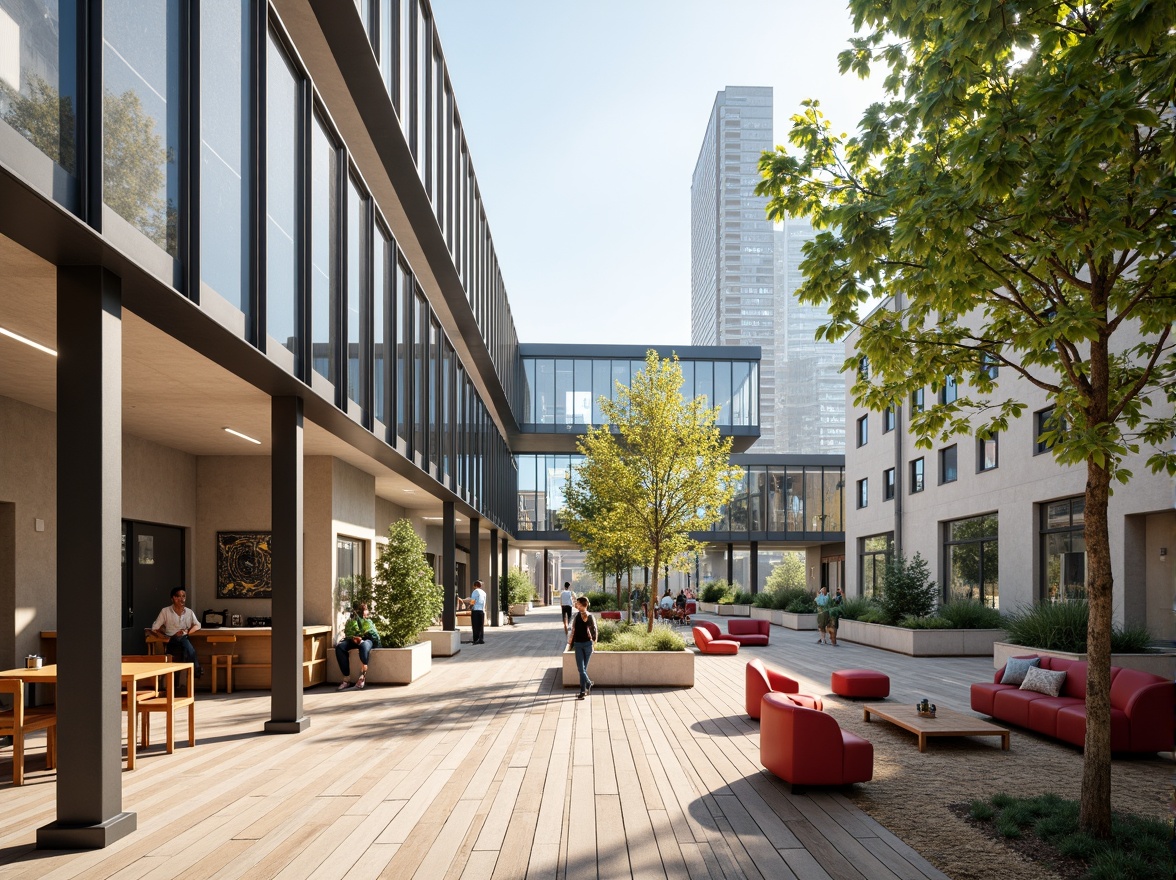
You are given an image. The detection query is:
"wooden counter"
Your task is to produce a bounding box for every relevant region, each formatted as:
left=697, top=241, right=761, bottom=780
left=40, top=626, right=332, bottom=691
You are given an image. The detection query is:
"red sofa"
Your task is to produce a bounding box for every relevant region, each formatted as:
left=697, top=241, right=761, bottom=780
left=971, top=655, right=1174, bottom=753
left=693, top=626, right=739, bottom=655
left=745, top=659, right=823, bottom=719
left=726, top=619, right=770, bottom=646
left=760, top=693, right=872, bottom=790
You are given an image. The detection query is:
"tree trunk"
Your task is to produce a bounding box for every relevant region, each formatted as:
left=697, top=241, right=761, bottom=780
left=648, top=550, right=659, bottom=633
left=615, top=571, right=622, bottom=619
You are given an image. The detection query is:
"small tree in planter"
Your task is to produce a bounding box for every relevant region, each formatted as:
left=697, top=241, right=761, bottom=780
left=880, top=552, right=937, bottom=625
left=504, top=567, right=533, bottom=611
left=371, top=520, right=442, bottom=648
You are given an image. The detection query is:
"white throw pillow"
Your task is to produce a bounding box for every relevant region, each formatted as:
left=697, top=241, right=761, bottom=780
left=1020, top=665, right=1067, bottom=697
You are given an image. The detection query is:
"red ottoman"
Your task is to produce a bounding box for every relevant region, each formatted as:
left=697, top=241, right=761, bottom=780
left=831, top=669, right=890, bottom=699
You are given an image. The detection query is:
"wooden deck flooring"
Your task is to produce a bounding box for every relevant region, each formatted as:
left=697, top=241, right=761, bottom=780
left=0, top=607, right=963, bottom=880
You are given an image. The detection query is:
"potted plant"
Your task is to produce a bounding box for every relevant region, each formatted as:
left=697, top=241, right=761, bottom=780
left=505, top=567, right=532, bottom=616
left=357, top=519, right=442, bottom=684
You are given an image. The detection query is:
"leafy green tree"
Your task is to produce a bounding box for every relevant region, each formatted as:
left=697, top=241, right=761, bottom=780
left=564, top=466, right=642, bottom=612
left=371, top=520, right=442, bottom=648
left=503, top=568, right=534, bottom=607
left=573, top=351, right=740, bottom=632
left=880, top=552, right=937, bottom=624
left=763, top=553, right=806, bottom=593
left=757, top=0, right=1176, bottom=835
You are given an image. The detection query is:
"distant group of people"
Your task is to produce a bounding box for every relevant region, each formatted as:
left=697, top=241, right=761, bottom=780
left=815, top=586, right=844, bottom=646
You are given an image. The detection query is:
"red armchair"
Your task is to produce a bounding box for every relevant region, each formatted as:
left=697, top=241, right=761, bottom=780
left=745, top=659, right=824, bottom=719
left=695, top=621, right=722, bottom=639
left=694, top=626, right=739, bottom=655
left=760, top=692, right=872, bottom=790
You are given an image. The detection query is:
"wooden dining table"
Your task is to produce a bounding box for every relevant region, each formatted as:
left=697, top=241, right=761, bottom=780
left=0, top=660, right=194, bottom=770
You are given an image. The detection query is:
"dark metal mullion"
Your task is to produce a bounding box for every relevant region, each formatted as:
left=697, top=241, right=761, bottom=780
left=361, top=188, right=373, bottom=428
left=82, top=0, right=103, bottom=231
left=334, top=143, right=346, bottom=409
left=253, top=0, right=267, bottom=350
left=184, top=0, right=200, bottom=302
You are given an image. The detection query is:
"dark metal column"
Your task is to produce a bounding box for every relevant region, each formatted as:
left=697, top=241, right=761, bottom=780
left=488, top=527, right=499, bottom=626
left=726, top=543, right=734, bottom=585
left=266, top=396, right=309, bottom=734
left=442, top=502, right=456, bottom=630
left=41, top=267, right=135, bottom=849
left=543, top=548, right=550, bottom=607
left=750, top=541, right=759, bottom=595
left=468, top=516, right=480, bottom=583
left=500, top=537, right=509, bottom=617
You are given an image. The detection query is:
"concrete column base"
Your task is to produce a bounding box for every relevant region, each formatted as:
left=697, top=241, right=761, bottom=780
left=264, top=717, right=311, bottom=734
left=37, top=812, right=136, bottom=850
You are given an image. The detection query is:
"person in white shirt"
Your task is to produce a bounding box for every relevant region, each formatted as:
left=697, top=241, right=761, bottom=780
left=659, top=590, right=675, bottom=611
left=559, top=582, right=576, bottom=630
left=150, top=587, right=202, bottom=678
left=464, top=580, right=487, bottom=644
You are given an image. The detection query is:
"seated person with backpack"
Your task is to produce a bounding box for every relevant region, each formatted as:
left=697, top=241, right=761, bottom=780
left=336, top=601, right=380, bottom=690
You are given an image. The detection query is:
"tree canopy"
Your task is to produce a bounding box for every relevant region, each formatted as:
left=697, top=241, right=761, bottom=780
left=757, top=0, right=1175, bottom=836
left=565, top=351, right=740, bottom=632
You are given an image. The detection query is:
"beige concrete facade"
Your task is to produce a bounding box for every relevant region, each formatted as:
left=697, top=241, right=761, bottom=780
left=843, top=311, right=1175, bottom=639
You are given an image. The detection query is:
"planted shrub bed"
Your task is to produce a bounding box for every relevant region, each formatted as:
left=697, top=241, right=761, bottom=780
left=561, top=622, right=693, bottom=687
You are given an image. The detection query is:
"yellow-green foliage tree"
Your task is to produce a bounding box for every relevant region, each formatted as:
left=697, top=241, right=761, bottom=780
left=570, top=351, right=740, bottom=632
left=757, top=0, right=1176, bottom=835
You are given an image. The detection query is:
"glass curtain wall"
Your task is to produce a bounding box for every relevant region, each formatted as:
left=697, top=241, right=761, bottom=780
left=346, top=173, right=366, bottom=410
left=199, top=0, right=250, bottom=316
left=945, top=513, right=999, bottom=607
left=310, top=114, right=337, bottom=386
left=103, top=0, right=182, bottom=255
left=372, top=222, right=388, bottom=425
left=0, top=0, right=79, bottom=175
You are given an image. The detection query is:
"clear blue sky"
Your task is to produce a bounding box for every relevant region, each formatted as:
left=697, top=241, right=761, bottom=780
left=429, top=1, right=887, bottom=345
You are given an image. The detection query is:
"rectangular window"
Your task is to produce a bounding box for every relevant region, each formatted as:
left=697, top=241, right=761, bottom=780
left=945, top=513, right=999, bottom=608
left=395, top=258, right=410, bottom=444
left=940, top=444, right=958, bottom=484
left=981, top=352, right=999, bottom=380
left=200, top=0, right=251, bottom=317
left=910, top=458, right=924, bottom=493
left=856, top=415, right=868, bottom=447
left=310, top=114, right=338, bottom=386
left=910, top=388, right=924, bottom=413
left=345, top=174, right=366, bottom=409
left=882, top=407, right=895, bottom=433
left=336, top=536, right=367, bottom=599
left=978, top=434, right=999, bottom=472
left=413, top=288, right=426, bottom=456
left=860, top=533, right=893, bottom=599
left=856, top=478, right=868, bottom=509
left=858, top=355, right=869, bottom=380
left=1040, top=497, right=1086, bottom=602
left=372, top=222, right=388, bottom=426
left=883, top=468, right=895, bottom=501
left=104, top=0, right=181, bottom=255
left=1034, top=406, right=1064, bottom=455
left=940, top=375, right=958, bottom=405
left=265, top=32, right=299, bottom=359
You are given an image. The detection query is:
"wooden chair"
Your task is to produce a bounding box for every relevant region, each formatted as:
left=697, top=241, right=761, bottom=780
left=137, top=667, right=196, bottom=751
left=207, top=634, right=238, bottom=694
left=0, top=680, right=57, bottom=786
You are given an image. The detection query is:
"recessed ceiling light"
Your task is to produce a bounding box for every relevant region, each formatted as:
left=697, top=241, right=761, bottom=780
left=402, top=488, right=416, bottom=494
left=422, top=516, right=443, bottom=521
left=223, top=427, right=261, bottom=445
left=0, top=326, right=57, bottom=356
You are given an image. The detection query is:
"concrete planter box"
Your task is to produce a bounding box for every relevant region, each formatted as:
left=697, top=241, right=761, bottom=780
left=696, top=602, right=718, bottom=615
left=778, top=611, right=819, bottom=631
left=838, top=619, right=1005, bottom=656
left=509, top=603, right=529, bottom=617
left=717, top=604, right=750, bottom=617
left=750, top=607, right=774, bottom=623
left=992, top=642, right=1176, bottom=678
left=327, top=641, right=432, bottom=684
left=419, top=629, right=461, bottom=657
left=562, top=648, right=694, bottom=688
left=716, top=604, right=735, bottom=616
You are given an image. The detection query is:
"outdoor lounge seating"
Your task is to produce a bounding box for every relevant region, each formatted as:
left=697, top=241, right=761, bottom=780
left=760, top=692, right=872, bottom=790
left=971, top=655, right=1174, bottom=753
left=831, top=668, right=890, bottom=699
left=745, top=659, right=823, bottom=719
left=0, top=680, right=57, bottom=786
left=600, top=611, right=622, bottom=620
left=693, top=626, right=739, bottom=655
left=725, top=619, right=770, bottom=646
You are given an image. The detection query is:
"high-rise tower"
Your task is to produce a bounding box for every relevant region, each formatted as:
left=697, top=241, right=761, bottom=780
left=691, top=86, right=777, bottom=449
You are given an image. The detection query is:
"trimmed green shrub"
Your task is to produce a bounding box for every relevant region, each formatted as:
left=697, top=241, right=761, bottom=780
left=936, top=598, right=1005, bottom=629
left=880, top=552, right=937, bottom=624
left=700, top=580, right=733, bottom=603
left=583, top=590, right=617, bottom=611
left=898, top=614, right=955, bottom=629
left=504, top=568, right=533, bottom=607
left=752, top=591, right=776, bottom=608
left=731, top=590, right=754, bottom=605
left=836, top=596, right=876, bottom=621
left=1004, top=599, right=1155, bottom=653
left=372, top=520, right=443, bottom=648
left=776, top=587, right=817, bottom=613
left=595, top=621, right=685, bottom=652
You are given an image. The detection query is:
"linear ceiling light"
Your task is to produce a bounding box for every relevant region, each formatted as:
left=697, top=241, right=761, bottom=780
left=223, top=427, right=261, bottom=445
left=0, top=326, right=57, bottom=356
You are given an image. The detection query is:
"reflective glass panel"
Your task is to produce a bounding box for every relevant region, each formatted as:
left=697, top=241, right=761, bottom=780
left=534, top=359, right=555, bottom=424
left=591, top=359, right=610, bottom=424
left=104, top=0, right=181, bottom=254
left=714, top=361, right=732, bottom=425
left=346, top=177, right=365, bottom=406
left=0, top=0, right=78, bottom=174
left=785, top=468, right=804, bottom=531
left=311, top=116, right=337, bottom=384
left=265, top=33, right=298, bottom=356
left=373, top=226, right=386, bottom=424
left=555, top=359, right=572, bottom=425
left=804, top=469, right=824, bottom=529
left=200, top=0, right=250, bottom=314
left=732, top=361, right=750, bottom=425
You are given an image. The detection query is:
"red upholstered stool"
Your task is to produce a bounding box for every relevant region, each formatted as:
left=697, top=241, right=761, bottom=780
left=831, top=669, right=890, bottom=699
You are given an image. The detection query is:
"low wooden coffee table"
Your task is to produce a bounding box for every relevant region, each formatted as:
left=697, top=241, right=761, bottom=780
left=863, top=703, right=1010, bottom=752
